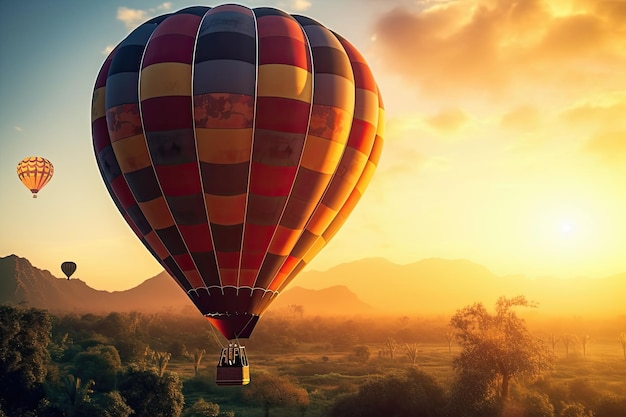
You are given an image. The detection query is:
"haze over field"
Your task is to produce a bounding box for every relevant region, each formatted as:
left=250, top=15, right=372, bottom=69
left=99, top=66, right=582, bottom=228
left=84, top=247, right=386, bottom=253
left=1, top=0, right=626, bottom=311
left=2, top=254, right=622, bottom=319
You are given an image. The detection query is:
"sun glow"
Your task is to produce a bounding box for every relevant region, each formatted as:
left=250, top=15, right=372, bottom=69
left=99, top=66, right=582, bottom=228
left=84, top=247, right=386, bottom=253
left=557, top=218, right=576, bottom=237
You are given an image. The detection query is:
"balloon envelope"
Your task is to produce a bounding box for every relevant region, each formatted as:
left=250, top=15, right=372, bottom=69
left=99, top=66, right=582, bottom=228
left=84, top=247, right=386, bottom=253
left=91, top=4, right=384, bottom=340
left=17, top=157, right=54, bottom=198
left=61, top=261, right=77, bottom=279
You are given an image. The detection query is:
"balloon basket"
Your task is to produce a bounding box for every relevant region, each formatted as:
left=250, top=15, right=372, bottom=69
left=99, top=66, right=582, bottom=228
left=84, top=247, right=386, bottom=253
left=216, top=344, right=250, bottom=386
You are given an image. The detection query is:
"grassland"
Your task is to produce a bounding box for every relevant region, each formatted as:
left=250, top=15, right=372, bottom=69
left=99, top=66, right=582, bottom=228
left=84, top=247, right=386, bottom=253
left=170, top=337, right=626, bottom=417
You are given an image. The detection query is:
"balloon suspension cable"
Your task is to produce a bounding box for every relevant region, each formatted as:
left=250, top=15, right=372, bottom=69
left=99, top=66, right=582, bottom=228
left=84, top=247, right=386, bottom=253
left=238, top=313, right=258, bottom=346
left=208, top=322, right=226, bottom=349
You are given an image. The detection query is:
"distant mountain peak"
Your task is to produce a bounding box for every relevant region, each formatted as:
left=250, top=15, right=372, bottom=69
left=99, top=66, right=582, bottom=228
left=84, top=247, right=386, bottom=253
left=1, top=254, right=621, bottom=318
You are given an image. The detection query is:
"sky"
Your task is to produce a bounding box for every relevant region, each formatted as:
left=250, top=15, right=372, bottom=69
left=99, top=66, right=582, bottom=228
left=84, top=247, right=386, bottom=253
left=1, top=0, right=625, bottom=292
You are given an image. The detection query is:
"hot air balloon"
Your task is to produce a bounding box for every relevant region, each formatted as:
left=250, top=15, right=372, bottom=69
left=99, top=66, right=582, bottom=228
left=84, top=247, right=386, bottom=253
left=17, top=156, right=54, bottom=198
left=61, top=261, right=77, bottom=280
left=91, top=4, right=384, bottom=385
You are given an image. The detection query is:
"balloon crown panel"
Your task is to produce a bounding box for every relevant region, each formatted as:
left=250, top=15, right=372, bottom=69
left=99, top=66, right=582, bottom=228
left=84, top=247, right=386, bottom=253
left=91, top=4, right=384, bottom=340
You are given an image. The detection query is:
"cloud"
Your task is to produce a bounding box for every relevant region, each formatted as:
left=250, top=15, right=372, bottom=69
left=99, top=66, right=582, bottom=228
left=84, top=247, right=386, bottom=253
left=560, top=98, right=626, bottom=130
left=585, top=130, right=626, bottom=163
left=102, top=45, right=114, bottom=56
left=14, top=126, right=23, bottom=132
left=426, top=108, right=468, bottom=133
left=278, top=0, right=312, bottom=12
left=117, top=2, right=172, bottom=29
left=372, top=0, right=626, bottom=101
left=499, top=105, right=541, bottom=131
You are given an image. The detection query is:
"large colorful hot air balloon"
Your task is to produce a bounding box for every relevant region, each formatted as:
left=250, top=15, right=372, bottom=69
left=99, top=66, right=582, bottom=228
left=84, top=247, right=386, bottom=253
left=91, top=4, right=384, bottom=384
left=17, top=156, right=54, bottom=198
left=61, top=261, right=77, bottom=280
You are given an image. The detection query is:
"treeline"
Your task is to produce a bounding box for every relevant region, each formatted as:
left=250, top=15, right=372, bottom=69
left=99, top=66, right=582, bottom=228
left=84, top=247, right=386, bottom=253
left=1, top=297, right=625, bottom=417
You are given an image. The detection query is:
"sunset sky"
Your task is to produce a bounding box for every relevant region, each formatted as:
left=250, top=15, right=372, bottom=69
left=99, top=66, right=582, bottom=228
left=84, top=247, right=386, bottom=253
left=1, top=0, right=625, bottom=292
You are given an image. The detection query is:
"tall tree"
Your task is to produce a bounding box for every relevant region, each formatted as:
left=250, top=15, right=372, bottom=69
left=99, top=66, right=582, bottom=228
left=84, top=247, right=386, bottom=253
left=445, top=331, right=455, bottom=353
left=561, top=334, right=578, bottom=359
left=185, top=349, right=205, bottom=377
left=618, top=332, right=626, bottom=360
left=449, top=296, right=554, bottom=401
left=0, top=306, right=52, bottom=414
left=405, top=343, right=421, bottom=365
left=383, top=337, right=398, bottom=360
left=549, top=333, right=560, bottom=354
left=580, top=335, right=590, bottom=358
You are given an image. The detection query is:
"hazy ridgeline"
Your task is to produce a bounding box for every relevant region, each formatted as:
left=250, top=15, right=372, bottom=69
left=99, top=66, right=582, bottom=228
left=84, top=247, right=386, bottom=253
left=1, top=302, right=625, bottom=417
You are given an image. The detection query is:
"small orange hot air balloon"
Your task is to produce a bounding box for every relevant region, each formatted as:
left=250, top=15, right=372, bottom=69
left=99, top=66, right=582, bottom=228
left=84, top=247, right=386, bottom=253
left=17, top=157, right=54, bottom=198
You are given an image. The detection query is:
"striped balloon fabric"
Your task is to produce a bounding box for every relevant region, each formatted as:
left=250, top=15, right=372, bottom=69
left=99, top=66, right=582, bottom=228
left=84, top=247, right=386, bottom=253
left=91, top=4, right=384, bottom=340
left=16, top=156, right=54, bottom=198
left=61, top=261, right=77, bottom=279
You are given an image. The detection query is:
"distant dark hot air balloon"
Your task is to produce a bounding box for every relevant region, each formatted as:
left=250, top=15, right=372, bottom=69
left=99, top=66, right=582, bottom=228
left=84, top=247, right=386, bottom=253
left=17, top=157, right=54, bottom=198
left=61, top=261, right=77, bottom=280
left=91, top=4, right=384, bottom=385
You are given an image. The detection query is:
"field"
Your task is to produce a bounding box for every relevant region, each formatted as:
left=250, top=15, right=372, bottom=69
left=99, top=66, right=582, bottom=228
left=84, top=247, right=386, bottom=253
left=169, top=338, right=626, bottom=417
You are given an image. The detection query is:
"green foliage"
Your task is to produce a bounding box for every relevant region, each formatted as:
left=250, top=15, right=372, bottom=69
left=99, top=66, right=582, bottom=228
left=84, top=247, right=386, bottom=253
left=118, top=367, right=184, bottom=417
left=183, top=398, right=220, bottom=417
left=114, top=337, right=149, bottom=364
left=352, top=345, right=371, bottom=362
left=71, top=345, right=122, bottom=391
left=446, top=368, right=503, bottom=417
left=559, top=402, right=594, bottom=417
left=2, top=307, right=623, bottom=417
left=0, top=305, right=52, bottom=414
left=98, top=391, right=133, bottom=417
left=168, top=340, right=189, bottom=360
left=449, top=296, right=555, bottom=400
left=593, top=394, right=626, bottom=417
left=523, top=392, right=555, bottom=417
left=329, top=366, right=447, bottom=417
left=243, top=372, right=309, bottom=417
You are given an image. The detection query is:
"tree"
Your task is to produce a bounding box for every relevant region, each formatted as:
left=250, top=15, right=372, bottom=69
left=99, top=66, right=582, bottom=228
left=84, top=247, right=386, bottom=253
left=618, top=332, right=626, bottom=360
left=445, top=331, right=455, bottom=353
left=183, top=398, right=220, bottom=417
left=549, top=334, right=560, bottom=354
left=61, top=374, right=96, bottom=416
left=352, top=345, right=370, bottom=362
left=449, top=296, right=554, bottom=401
left=405, top=343, right=421, bottom=365
left=71, top=345, right=122, bottom=391
left=244, top=372, right=309, bottom=417
left=580, top=335, right=590, bottom=358
left=562, top=334, right=578, bottom=359
left=185, top=349, right=205, bottom=377
left=118, top=367, right=184, bottom=417
left=288, top=304, right=304, bottom=319
left=329, top=367, right=447, bottom=417
left=98, top=391, right=133, bottom=417
left=0, top=306, right=52, bottom=414
left=383, top=337, right=398, bottom=359
left=559, top=402, right=594, bottom=417
left=447, top=367, right=502, bottom=417
left=294, top=385, right=310, bottom=417
left=523, top=392, right=555, bottom=417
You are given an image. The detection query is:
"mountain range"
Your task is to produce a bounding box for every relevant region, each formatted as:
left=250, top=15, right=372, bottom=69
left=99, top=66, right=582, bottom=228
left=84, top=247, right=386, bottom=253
left=0, top=254, right=623, bottom=318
